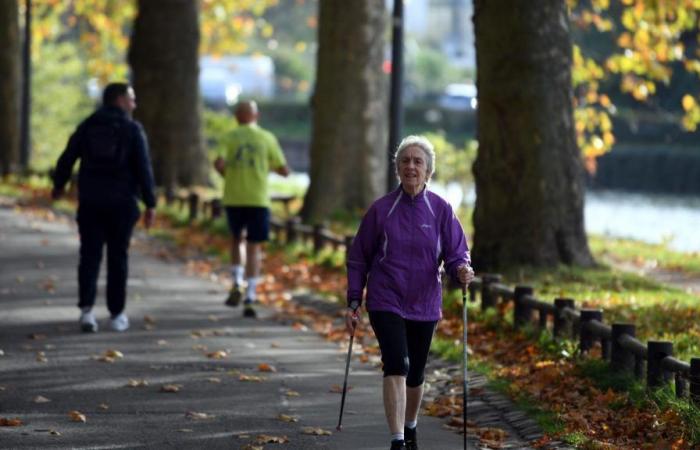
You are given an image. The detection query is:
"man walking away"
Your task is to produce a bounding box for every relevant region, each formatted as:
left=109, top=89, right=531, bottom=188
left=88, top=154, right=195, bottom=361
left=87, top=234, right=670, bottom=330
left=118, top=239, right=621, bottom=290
left=214, top=100, right=289, bottom=318
left=52, top=82, right=156, bottom=333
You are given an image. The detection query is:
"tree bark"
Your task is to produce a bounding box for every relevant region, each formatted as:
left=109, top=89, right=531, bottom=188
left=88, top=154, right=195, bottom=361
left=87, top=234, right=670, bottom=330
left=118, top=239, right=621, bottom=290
left=471, top=0, right=594, bottom=269
left=301, top=0, right=387, bottom=224
left=128, top=0, right=207, bottom=192
left=0, top=0, right=20, bottom=176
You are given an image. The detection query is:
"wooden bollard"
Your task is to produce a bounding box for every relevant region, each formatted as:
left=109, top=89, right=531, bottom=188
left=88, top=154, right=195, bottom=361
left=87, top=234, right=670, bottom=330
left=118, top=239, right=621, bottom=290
left=513, top=285, right=534, bottom=328
left=579, top=309, right=602, bottom=353
left=211, top=199, right=222, bottom=218
left=188, top=192, right=199, bottom=222
left=480, top=274, right=501, bottom=312
left=553, top=298, right=575, bottom=338
left=611, top=323, right=636, bottom=374
left=285, top=217, right=301, bottom=244
left=690, top=358, right=700, bottom=406
left=313, top=223, right=325, bottom=254
left=647, top=341, right=673, bottom=389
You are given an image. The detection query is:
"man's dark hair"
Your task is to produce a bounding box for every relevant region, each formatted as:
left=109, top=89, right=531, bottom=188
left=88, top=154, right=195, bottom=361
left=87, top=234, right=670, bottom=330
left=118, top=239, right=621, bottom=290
left=102, top=83, right=131, bottom=106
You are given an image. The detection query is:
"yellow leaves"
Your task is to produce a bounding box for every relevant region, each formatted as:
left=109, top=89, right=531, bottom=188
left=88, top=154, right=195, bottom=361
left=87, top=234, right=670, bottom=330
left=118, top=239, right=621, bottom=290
left=125, top=379, right=149, bottom=388
left=277, top=414, right=299, bottom=423
left=96, top=349, right=124, bottom=363
left=254, top=434, right=289, bottom=444
left=33, top=395, right=51, bottom=403
left=682, top=94, right=696, bottom=112
left=0, top=417, right=23, bottom=427
left=68, top=410, right=86, bottom=423
left=284, top=389, right=300, bottom=397
left=206, top=350, right=228, bottom=360
left=301, top=427, right=332, bottom=436
left=239, top=374, right=266, bottom=382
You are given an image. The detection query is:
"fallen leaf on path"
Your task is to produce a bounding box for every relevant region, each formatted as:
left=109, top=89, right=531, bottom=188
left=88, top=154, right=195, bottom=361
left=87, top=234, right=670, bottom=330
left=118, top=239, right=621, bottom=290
left=104, top=349, right=124, bottom=359
left=208, top=315, right=220, bottom=322
left=156, top=339, right=168, bottom=346
left=239, top=374, right=266, bottom=382
left=206, top=350, right=228, bottom=359
left=98, top=403, right=109, bottom=410
left=270, top=342, right=280, bottom=348
left=178, top=428, right=194, bottom=433
left=292, top=322, right=308, bottom=331
left=301, top=426, right=332, bottom=436
left=329, top=384, right=352, bottom=393
left=143, top=324, right=156, bottom=331
left=0, top=349, right=4, bottom=356
left=36, top=352, right=48, bottom=363
left=227, top=369, right=241, bottom=376
left=255, top=434, right=289, bottom=444
left=0, top=386, right=5, bottom=391
left=257, top=363, right=276, bottom=372
left=33, top=395, right=51, bottom=403
left=126, top=379, right=149, bottom=388
left=143, top=315, right=156, bottom=324
left=206, top=377, right=221, bottom=383
left=241, top=446, right=263, bottom=450
left=0, top=417, right=23, bottom=427
left=160, top=384, right=182, bottom=393
left=193, top=344, right=208, bottom=352
left=49, top=429, right=61, bottom=435
left=185, top=411, right=214, bottom=420
left=68, top=411, right=86, bottom=423
left=285, top=390, right=300, bottom=397
left=278, top=414, right=299, bottom=423
left=28, top=333, right=47, bottom=340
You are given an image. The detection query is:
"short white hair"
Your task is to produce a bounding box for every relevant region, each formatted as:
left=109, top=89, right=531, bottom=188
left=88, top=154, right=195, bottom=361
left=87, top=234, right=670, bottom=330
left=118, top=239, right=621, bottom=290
left=394, top=135, right=435, bottom=181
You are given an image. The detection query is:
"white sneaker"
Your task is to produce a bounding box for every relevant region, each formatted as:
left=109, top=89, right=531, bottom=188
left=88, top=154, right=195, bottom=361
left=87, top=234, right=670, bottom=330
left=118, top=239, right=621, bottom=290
left=79, top=310, right=98, bottom=333
left=110, top=313, right=130, bottom=332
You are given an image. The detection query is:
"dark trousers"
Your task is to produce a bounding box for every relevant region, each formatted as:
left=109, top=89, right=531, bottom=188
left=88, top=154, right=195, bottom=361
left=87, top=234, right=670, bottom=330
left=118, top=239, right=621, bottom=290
left=77, top=203, right=139, bottom=316
left=368, top=311, right=437, bottom=387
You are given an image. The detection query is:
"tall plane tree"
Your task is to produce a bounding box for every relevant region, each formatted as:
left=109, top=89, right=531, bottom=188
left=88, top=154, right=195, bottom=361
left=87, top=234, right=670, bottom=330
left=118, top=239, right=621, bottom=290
left=0, top=0, right=20, bottom=176
left=471, top=0, right=594, bottom=269
left=301, top=0, right=387, bottom=224
left=128, top=0, right=207, bottom=193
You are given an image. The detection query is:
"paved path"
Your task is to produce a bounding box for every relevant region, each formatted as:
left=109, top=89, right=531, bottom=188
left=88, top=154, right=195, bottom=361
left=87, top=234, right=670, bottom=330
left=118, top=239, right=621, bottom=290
left=0, top=202, right=558, bottom=449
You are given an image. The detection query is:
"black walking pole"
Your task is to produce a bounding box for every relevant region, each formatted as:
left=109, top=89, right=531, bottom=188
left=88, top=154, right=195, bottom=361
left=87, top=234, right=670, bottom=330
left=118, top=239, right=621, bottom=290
left=461, top=284, right=469, bottom=449
left=336, top=329, right=355, bottom=431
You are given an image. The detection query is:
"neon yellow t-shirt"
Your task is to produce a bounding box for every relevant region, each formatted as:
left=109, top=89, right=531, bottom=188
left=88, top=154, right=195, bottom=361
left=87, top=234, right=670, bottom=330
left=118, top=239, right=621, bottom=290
left=221, top=124, right=286, bottom=207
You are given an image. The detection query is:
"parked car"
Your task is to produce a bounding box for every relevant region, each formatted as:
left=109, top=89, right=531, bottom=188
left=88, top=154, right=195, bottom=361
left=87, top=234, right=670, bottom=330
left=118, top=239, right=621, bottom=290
left=438, top=83, right=477, bottom=111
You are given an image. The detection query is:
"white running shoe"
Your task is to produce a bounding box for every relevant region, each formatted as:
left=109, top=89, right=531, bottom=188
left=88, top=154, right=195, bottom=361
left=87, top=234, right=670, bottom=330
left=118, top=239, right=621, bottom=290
left=79, top=310, right=98, bottom=333
left=110, top=313, right=130, bottom=332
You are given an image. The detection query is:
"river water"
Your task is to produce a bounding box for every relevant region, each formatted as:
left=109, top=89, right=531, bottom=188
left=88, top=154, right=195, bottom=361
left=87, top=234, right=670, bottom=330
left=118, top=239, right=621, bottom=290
left=275, top=174, right=700, bottom=253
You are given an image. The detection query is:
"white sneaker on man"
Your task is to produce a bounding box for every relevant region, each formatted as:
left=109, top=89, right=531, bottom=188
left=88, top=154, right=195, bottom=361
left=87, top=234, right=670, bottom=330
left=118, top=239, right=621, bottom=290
left=110, top=313, right=130, bottom=332
left=79, top=310, right=98, bottom=333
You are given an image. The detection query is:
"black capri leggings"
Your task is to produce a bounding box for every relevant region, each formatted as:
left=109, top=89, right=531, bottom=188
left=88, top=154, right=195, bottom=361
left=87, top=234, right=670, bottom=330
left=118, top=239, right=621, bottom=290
left=369, top=311, right=437, bottom=387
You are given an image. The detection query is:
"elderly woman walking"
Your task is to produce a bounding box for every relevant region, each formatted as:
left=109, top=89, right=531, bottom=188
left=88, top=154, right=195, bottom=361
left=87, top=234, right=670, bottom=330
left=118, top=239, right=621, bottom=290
left=345, top=135, right=475, bottom=450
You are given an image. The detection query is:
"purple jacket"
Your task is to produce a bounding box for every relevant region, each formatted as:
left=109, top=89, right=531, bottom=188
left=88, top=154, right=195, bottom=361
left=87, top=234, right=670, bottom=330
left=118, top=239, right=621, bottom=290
left=347, top=186, right=471, bottom=321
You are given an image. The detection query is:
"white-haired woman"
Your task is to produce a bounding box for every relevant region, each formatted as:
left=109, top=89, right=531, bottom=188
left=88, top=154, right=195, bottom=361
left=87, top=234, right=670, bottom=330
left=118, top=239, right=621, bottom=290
left=345, top=135, right=475, bottom=450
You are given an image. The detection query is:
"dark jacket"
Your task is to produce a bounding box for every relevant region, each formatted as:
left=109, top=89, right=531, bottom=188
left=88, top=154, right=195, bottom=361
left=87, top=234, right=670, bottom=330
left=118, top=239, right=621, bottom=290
left=53, top=106, right=156, bottom=209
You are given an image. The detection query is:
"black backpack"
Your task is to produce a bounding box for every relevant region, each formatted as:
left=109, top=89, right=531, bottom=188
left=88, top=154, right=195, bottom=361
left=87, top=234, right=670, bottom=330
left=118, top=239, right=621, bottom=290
left=80, top=116, right=131, bottom=173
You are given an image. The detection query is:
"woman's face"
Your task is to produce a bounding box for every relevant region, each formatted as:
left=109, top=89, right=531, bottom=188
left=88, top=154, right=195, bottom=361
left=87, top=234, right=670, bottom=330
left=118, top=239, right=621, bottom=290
left=397, top=145, right=428, bottom=191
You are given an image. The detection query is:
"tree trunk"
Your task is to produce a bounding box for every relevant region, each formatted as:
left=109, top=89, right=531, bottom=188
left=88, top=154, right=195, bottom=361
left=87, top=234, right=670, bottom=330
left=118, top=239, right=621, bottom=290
left=0, top=0, right=20, bottom=176
left=128, top=0, right=207, bottom=193
left=471, top=0, right=594, bottom=269
left=301, top=0, right=387, bottom=224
